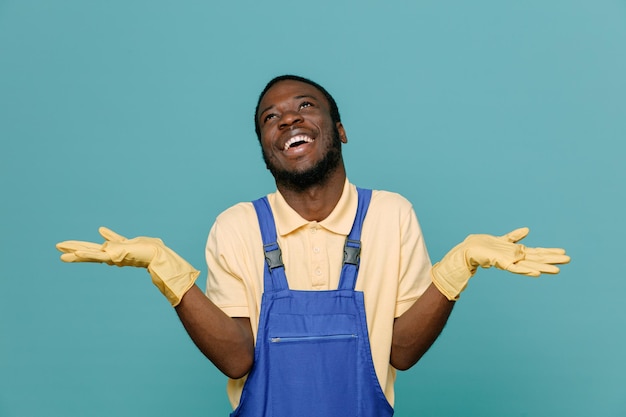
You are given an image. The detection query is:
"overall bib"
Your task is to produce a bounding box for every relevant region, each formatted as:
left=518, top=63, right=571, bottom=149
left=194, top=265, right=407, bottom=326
left=230, top=188, right=394, bottom=417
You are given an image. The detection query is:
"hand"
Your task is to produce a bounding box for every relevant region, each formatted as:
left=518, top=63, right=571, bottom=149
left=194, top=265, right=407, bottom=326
left=56, top=227, right=200, bottom=306
left=57, top=227, right=159, bottom=267
left=431, top=227, right=570, bottom=300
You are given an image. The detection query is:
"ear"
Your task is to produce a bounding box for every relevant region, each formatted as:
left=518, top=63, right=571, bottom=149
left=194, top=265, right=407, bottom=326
left=336, top=122, right=348, bottom=144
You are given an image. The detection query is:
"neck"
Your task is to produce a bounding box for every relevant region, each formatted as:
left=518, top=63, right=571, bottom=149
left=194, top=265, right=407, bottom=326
left=276, top=164, right=347, bottom=222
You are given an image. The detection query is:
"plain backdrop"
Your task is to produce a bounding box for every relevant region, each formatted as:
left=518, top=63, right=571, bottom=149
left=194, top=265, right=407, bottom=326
left=1, top=1, right=625, bottom=416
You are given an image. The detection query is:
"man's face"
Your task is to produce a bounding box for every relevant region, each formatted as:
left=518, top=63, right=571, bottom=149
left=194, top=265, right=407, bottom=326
left=256, top=80, right=347, bottom=190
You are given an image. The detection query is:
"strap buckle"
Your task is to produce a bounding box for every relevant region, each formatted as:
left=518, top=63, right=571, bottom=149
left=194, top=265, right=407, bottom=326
left=343, top=239, right=361, bottom=265
left=263, top=243, right=284, bottom=270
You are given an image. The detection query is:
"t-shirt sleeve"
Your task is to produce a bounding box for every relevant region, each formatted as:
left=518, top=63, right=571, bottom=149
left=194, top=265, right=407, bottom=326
left=205, top=217, right=251, bottom=318
left=394, top=205, right=432, bottom=317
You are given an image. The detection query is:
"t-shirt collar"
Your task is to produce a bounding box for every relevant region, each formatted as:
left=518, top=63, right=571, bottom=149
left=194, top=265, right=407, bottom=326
left=270, top=179, right=358, bottom=236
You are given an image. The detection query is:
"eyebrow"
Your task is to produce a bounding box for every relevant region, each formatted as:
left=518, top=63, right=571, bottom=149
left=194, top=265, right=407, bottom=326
left=258, top=94, right=319, bottom=119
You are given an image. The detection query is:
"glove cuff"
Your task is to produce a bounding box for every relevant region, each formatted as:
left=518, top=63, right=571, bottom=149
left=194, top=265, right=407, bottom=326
left=431, top=262, right=472, bottom=301
left=147, top=246, right=201, bottom=306
left=150, top=270, right=200, bottom=306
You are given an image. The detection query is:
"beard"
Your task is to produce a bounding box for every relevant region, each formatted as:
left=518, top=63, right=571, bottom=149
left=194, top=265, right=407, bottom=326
left=262, top=124, right=343, bottom=192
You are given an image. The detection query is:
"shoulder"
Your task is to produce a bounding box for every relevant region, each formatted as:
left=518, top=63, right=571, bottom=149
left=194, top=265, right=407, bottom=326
left=361, top=188, right=424, bottom=238
left=210, top=200, right=261, bottom=240
left=215, top=201, right=256, bottom=224
left=369, top=189, right=414, bottom=216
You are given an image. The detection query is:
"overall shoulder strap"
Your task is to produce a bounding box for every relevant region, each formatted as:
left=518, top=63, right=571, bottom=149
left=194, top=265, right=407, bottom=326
left=252, top=197, right=289, bottom=292
left=337, top=188, right=372, bottom=290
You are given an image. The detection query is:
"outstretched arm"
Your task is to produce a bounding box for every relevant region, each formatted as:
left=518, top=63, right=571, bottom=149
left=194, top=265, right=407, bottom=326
left=390, top=227, right=570, bottom=370
left=56, top=227, right=254, bottom=378
left=175, top=286, right=254, bottom=378
left=391, top=283, right=454, bottom=370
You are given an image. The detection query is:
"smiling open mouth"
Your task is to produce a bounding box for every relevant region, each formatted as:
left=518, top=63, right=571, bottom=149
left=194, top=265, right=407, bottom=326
left=283, top=135, right=314, bottom=151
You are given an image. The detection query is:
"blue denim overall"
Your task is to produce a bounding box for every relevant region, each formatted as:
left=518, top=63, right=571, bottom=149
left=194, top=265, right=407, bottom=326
left=230, top=188, right=393, bottom=417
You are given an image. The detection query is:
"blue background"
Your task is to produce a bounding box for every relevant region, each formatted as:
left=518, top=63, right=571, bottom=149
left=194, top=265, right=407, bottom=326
left=1, top=1, right=624, bottom=416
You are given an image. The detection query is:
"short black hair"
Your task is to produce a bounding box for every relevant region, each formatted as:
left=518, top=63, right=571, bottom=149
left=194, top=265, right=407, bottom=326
left=254, top=75, right=341, bottom=141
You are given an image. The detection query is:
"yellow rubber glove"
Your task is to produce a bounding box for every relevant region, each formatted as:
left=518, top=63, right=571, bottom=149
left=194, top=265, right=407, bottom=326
left=431, top=227, right=570, bottom=301
left=56, top=227, right=200, bottom=307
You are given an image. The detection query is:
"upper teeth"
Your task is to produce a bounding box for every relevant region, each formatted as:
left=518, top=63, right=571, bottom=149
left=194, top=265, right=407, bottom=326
left=284, top=135, right=313, bottom=151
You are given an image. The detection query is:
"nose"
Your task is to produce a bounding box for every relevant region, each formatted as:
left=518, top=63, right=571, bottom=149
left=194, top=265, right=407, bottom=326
left=278, top=110, right=303, bottom=129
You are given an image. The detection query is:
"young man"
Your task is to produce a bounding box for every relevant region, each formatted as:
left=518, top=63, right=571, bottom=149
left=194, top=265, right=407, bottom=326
left=57, top=75, right=569, bottom=416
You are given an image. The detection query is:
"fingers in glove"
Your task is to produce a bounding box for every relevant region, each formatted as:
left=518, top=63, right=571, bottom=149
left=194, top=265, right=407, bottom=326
left=74, top=249, right=114, bottom=263
left=56, top=241, right=102, bottom=254
left=524, top=246, right=567, bottom=254
left=523, top=248, right=570, bottom=265
left=59, top=253, right=82, bottom=263
left=520, top=259, right=561, bottom=274
left=59, top=249, right=113, bottom=264
left=505, top=261, right=543, bottom=276
left=501, top=227, right=530, bottom=243
left=99, top=227, right=127, bottom=242
left=507, top=259, right=561, bottom=276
